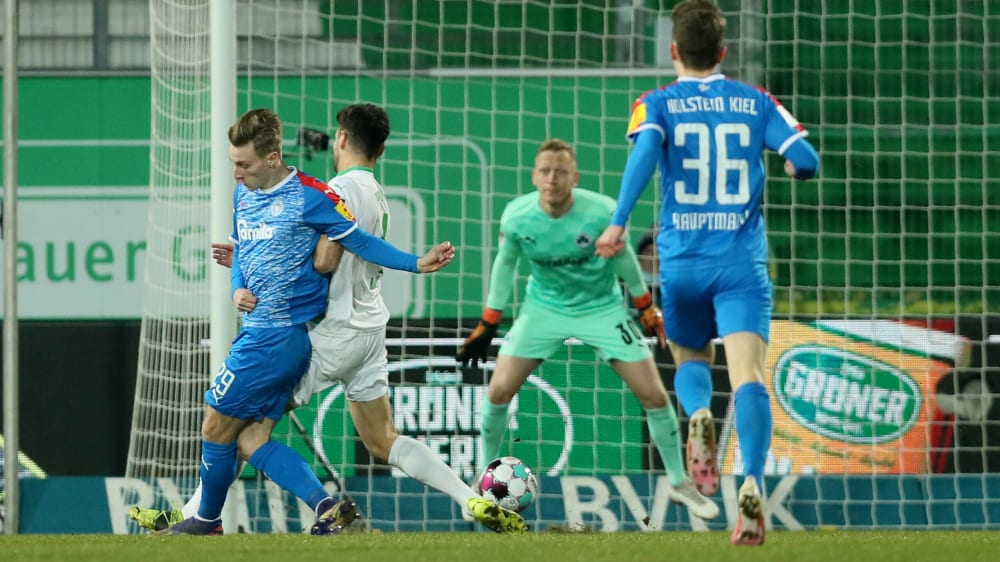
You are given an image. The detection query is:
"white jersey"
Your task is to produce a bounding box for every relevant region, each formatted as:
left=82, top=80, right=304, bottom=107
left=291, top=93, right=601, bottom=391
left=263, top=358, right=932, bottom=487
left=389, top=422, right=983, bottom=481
left=313, top=166, right=391, bottom=334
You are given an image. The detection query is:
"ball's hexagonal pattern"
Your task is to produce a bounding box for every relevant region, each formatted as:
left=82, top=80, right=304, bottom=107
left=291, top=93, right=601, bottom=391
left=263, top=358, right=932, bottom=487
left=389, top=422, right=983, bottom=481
left=478, top=456, right=540, bottom=513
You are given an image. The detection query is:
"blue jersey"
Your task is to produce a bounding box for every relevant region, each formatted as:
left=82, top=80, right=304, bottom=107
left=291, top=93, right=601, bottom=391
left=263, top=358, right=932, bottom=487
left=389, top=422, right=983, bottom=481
left=230, top=167, right=359, bottom=328
left=625, top=74, right=808, bottom=263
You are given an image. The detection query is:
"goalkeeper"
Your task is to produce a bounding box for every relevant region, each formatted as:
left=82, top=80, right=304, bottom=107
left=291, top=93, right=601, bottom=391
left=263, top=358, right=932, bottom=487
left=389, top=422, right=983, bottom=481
left=456, top=139, right=718, bottom=522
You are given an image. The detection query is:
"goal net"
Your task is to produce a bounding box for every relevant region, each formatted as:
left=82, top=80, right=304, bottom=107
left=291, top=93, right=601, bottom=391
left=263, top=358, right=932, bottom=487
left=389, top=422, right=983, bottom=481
left=129, top=0, right=1000, bottom=533
left=125, top=0, right=212, bottom=493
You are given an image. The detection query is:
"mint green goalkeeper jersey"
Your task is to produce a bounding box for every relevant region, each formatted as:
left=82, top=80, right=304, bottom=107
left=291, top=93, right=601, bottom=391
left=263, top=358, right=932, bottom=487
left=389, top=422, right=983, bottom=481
left=486, top=189, right=647, bottom=315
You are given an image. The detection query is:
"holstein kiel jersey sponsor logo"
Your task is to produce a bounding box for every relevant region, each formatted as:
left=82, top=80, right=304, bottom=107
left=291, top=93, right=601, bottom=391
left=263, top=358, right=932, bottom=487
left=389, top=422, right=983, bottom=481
left=237, top=220, right=276, bottom=241
left=772, top=345, right=922, bottom=444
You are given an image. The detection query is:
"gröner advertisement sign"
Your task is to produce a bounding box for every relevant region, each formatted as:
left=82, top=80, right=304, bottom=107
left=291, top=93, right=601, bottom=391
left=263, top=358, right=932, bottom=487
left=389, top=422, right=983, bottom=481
left=773, top=345, right=922, bottom=444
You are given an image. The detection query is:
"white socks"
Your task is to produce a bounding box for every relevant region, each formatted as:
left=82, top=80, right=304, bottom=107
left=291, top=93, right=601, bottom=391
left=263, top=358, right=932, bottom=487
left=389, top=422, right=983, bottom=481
left=387, top=435, right=476, bottom=505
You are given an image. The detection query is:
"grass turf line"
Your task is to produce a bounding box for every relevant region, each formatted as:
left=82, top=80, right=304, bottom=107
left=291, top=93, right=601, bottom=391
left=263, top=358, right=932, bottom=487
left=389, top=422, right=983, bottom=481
left=1, top=530, right=998, bottom=562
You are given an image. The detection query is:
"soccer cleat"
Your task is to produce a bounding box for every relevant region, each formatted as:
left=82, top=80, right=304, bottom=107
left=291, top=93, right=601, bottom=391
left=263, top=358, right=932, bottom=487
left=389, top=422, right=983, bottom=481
left=311, top=500, right=359, bottom=536
left=686, top=407, right=719, bottom=496
left=730, top=478, right=766, bottom=546
left=460, top=473, right=485, bottom=523
left=129, top=506, right=183, bottom=532
left=465, top=497, right=527, bottom=533
left=667, top=479, right=720, bottom=521
left=156, top=516, right=223, bottom=536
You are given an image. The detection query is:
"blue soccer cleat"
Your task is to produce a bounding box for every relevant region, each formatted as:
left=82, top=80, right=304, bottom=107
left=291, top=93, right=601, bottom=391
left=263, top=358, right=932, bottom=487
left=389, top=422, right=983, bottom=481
left=156, top=516, right=223, bottom=536
left=310, top=500, right=359, bottom=535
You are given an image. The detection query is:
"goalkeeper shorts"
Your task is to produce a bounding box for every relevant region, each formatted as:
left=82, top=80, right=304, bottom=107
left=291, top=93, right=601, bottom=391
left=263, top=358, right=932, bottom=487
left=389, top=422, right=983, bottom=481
left=499, top=299, right=652, bottom=363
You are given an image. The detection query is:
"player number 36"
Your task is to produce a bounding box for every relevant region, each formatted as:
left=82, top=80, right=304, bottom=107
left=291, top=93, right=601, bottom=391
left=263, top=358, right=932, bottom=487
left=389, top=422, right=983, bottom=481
left=673, top=122, right=751, bottom=206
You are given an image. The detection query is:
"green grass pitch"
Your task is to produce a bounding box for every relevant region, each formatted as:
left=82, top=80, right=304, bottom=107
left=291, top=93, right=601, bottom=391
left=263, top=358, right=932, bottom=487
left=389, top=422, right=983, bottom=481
left=2, top=531, right=998, bottom=562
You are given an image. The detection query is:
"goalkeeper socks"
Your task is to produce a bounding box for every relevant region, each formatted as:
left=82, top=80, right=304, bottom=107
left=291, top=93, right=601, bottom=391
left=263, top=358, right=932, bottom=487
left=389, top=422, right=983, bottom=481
left=198, top=440, right=238, bottom=520
left=734, top=382, right=772, bottom=492
left=645, top=404, right=688, bottom=486
left=248, top=440, right=329, bottom=511
left=479, top=398, right=511, bottom=466
left=183, top=459, right=246, bottom=519
left=673, top=360, right=713, bottom=416
left=388, top=435, right=476, bottom=504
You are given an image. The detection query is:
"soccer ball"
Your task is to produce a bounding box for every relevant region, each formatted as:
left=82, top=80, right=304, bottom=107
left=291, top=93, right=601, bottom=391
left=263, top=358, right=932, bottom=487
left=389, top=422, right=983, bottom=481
left=478, top=456, right=539, bottom=513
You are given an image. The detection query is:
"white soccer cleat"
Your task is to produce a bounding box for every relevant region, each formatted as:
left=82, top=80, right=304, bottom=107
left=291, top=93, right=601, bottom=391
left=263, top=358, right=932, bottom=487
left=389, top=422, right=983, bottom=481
left=730, top=478, right=765, bottom=546
left=667, top=478, right=720, bottom=521
left=686, top=407, right=719, bottom=496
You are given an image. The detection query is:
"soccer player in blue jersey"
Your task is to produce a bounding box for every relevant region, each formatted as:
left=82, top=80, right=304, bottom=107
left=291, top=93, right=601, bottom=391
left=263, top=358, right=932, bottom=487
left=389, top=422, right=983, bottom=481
left=456, top=139, right=719, bottom=522
left=595, top=0, right=820, bottom=546
left=162, top=108, right=456, bottom=536
left=137, top=104, right=525, bottom=535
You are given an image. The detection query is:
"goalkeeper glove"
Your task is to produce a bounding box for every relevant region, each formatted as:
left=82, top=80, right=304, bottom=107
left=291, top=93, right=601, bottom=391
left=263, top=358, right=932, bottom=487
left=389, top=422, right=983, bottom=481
left=632, top=292, right=667, bottom=349
left=456, top=308, right=502, bottom=367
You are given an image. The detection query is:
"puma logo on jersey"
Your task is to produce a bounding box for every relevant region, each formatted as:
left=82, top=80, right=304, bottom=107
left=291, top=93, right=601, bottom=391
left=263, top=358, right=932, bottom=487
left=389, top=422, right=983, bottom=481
left=237, top=220, right=275, bottom=240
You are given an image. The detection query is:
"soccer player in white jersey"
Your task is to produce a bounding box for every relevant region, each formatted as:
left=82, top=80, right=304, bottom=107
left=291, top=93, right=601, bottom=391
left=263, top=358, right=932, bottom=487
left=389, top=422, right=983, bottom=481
left=133, top=105, right=525, bottom=535
left=291, top=103, right=524, bottom=533
left=456, top=139, right=719, bottom=522
left=595, top=0, right=820, bottom=546
left=157, top=108, right=456, bottom=536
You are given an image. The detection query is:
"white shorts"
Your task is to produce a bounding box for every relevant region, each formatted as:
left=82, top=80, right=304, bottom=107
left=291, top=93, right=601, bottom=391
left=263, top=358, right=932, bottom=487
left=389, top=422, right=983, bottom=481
left=290, top=326, right=389, bottom=406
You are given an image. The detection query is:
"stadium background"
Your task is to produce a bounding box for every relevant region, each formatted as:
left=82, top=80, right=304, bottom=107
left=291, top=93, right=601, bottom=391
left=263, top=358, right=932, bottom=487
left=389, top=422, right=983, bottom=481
left=0, top=0, right=997, bottom=532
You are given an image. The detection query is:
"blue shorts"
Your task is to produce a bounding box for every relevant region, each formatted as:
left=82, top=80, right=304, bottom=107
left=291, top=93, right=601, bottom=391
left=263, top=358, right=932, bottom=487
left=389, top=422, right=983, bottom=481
left=659, top=260, right=772, bottom=350
left=205, top=325, right=311, bottom=421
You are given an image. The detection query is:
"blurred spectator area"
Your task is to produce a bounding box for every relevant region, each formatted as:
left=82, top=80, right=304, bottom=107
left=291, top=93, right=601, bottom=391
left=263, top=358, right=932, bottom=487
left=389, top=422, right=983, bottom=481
left=0, top=0, right=150, bottom=69
left=0, top=0, right=665, bottom=72
left=0, top=0, right=362, bottom=71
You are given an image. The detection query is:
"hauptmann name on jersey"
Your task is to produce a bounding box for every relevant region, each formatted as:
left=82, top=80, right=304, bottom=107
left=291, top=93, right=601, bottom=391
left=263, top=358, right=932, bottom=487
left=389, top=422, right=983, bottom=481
left=237, top=220, right=275, bottom=240
left=666, top=96, right=758, bottom=116
left=672, top=211, right=747, bottom=231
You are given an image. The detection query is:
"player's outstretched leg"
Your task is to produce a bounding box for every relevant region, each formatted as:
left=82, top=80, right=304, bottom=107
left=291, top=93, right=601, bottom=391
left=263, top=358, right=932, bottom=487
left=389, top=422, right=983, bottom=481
left=666, top=479, right=720, bottom=520
left=156, top=516, right=223, bottom=536
left=730, top=478, right=765, bottom=546
left=465, top=497, right=527, bottom=533
left=311, top=499, right=360, bottom=536
left=686, top=407, right=719, bottom=496
left=460, top=471, right=485, bottom=523
left=129, top=506, right=183, bottom=532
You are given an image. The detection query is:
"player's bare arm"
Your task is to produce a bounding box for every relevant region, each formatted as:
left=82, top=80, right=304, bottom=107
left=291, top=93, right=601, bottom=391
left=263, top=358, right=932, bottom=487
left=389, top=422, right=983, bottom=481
left=416, top=241, right=456, bottom=273
left=313, top=236, right=345, bottom=274
left=595, top=225, right=626, bottom=258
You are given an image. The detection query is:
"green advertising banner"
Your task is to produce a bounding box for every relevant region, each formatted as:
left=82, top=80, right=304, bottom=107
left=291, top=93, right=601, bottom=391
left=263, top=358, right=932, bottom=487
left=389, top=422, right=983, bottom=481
left=2, top=76, right=994, bottom=318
